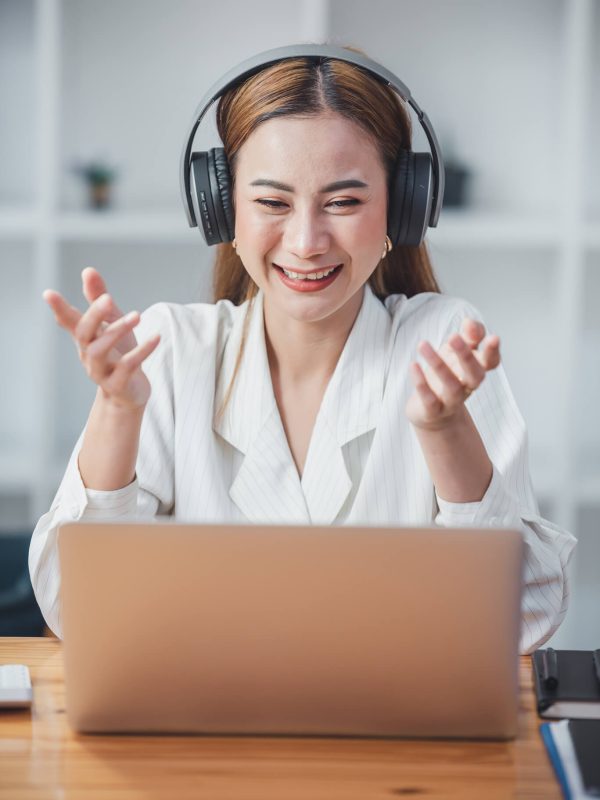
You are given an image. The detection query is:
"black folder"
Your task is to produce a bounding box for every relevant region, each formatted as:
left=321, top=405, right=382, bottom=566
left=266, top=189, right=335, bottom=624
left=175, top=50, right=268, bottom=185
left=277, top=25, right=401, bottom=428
left=532, top=649, right=600, bottom=719
left=568, top=719, right=600, bottom=795
left=540, top=719, right=600, bottom=797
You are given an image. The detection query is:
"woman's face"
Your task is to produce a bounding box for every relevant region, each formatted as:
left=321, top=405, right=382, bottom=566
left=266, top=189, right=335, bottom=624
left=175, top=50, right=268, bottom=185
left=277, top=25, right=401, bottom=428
left=232, top=112, right=388, bottom=324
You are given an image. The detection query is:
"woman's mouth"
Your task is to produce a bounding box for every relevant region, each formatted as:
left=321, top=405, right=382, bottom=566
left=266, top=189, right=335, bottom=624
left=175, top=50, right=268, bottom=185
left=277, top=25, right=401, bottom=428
left=272, top=263, right=343, bottom=292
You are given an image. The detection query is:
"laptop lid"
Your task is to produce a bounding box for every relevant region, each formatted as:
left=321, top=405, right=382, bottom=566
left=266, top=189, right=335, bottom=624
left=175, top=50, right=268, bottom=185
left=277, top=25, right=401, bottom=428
left=58, top=522, right=524, bottom=739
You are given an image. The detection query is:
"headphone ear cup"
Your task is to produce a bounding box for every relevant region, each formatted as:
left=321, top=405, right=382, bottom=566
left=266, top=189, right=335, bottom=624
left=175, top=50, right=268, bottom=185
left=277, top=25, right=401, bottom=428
left=387, top=150, right=434, bottom=247
left=387, top=149, right=411, bottom=248
left=405, top=152, right=433, bottom=246
left=208, top=147, right=235, bottom=243
left=189, top=148, right=234, bottom=245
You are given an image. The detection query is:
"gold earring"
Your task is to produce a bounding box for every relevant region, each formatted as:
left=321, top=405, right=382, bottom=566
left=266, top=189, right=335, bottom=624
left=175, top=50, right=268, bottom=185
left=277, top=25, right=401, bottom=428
left=232, top=238, right=237, bottom=249
left=381, top=235, right=392, bottom=260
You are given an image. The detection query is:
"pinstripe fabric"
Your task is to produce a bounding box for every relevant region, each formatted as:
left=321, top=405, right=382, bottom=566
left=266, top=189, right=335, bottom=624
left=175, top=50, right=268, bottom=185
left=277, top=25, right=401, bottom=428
left=29, top=284, right=577, bottom=651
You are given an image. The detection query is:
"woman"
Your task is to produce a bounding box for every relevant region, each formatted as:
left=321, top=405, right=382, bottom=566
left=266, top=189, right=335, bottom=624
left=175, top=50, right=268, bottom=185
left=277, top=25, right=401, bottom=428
left=30, top=48, right=576, bottom=650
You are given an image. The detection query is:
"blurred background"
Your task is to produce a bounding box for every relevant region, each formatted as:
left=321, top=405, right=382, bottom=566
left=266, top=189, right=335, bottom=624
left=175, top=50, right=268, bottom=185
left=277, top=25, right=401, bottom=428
left=0, top=0, right=598, bottom=645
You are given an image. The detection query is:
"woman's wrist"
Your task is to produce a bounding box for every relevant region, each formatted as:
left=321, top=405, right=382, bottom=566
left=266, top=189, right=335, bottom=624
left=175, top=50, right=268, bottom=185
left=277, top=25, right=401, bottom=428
left=96, top=386, right=147, bottom=417
left=78, top=389, right=146, bottom=491
left=412, top=407, right=493, bottom=504
left=409, top=405, right=469, bottom=436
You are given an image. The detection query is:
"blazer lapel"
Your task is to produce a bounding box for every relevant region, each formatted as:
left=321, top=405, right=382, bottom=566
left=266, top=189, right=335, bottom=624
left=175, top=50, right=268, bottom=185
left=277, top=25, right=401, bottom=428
left=213, top=291, right=310, bottom=524
left=301, top=284, right=391, bottom=524
left=213, top=284, right=391, bottom=526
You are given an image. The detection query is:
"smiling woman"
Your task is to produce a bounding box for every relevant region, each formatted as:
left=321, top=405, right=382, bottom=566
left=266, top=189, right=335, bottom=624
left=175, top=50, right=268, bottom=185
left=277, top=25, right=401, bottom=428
left=212, top=52, right=440, bottom=306
left=211, top=54, right=441, bottom=429
left=237, top=113, right=386, bottom=298
left=30, top=45, right=577, bottom=655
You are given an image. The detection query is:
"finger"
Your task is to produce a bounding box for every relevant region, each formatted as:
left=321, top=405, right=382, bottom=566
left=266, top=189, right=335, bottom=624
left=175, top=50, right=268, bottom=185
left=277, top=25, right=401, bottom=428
left=81, top=267, right=108, bottom=305
left=85, top=310, right=140, bottom=362
left=448, top=334, right=486, bottom=386
left=480, top=334, right=501, bottom=370
left=418, top=340, right=469, bottom=405
left=460, top=318, right=486, bottom=347
left=74, top=293, right=114, bottom=349
left=410, top=362, right=443, bottom=415
left=82, top=268, right=124, bottom=322
left=43, top=289, right=82, bottom=333
left=104, top=335, right=161, bottom=392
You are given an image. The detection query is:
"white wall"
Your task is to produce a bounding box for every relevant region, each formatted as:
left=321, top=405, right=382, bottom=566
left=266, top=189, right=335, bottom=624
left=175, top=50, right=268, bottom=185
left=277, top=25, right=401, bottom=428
left=329, top=0, right=565, bottom=214
left=59, top=0, right=309, bottom=210
left=0, top=0, right=36, bottom=205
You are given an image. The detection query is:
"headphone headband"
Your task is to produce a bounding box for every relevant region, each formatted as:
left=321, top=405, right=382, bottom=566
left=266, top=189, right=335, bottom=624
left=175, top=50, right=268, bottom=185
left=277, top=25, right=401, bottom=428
left=180, top=44, right=444, bottom=231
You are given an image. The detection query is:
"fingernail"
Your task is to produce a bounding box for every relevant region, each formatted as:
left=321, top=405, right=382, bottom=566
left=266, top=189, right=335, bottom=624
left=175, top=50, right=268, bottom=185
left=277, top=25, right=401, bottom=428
left=124, top=311, right=138, bottom=322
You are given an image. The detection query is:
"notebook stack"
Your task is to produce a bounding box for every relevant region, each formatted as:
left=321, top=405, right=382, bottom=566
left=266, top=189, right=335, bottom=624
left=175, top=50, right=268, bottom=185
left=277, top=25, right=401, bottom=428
left=532, top=648, right=600, bottom=799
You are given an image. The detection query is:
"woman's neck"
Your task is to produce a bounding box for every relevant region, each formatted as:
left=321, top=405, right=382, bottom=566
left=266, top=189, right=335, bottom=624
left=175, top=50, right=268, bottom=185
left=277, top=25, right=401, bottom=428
left=263, top=287, right=365, bottom=386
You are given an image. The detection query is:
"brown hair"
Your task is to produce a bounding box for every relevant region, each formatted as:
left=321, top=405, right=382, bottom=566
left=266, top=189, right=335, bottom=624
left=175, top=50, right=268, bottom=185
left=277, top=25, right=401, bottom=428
left=211, top=46, right=442, bottom=416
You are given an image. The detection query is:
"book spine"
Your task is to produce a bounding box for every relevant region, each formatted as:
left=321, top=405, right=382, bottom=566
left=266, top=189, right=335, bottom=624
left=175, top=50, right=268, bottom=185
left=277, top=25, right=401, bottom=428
left=540, top=723, right=572, bottom=800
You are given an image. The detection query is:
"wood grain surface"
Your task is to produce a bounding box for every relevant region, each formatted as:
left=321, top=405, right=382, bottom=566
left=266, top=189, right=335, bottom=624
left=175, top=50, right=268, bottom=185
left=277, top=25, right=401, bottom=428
left=0, top=638, right=559, bottom=799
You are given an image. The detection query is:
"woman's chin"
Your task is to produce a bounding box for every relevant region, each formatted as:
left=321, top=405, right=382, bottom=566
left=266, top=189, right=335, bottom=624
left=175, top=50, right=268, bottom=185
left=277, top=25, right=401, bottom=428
left=265, top=276, right=364, bottom=326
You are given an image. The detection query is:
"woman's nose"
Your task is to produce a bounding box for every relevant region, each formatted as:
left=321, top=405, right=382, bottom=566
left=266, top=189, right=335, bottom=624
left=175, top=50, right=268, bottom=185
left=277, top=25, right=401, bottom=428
left=282, top=208, right=330, bottom=260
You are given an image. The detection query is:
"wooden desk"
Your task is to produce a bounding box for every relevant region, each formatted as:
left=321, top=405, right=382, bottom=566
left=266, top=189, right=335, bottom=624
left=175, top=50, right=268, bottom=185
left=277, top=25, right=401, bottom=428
left=0, top=638, right=558, bottom=799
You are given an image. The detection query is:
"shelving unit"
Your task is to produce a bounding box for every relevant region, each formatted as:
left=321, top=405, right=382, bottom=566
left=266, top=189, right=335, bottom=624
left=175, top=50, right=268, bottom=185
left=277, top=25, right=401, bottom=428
left=1, top=0, right=598, bottom=645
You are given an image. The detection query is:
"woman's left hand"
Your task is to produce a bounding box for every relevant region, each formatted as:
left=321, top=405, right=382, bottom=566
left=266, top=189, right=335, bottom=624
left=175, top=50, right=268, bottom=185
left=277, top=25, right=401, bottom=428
left=405, top=318, right=501, bottom=432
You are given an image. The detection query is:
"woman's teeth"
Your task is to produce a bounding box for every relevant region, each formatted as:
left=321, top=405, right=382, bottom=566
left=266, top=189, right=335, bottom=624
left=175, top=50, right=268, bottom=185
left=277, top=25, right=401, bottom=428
left=279, top=265, right=340, bottom=281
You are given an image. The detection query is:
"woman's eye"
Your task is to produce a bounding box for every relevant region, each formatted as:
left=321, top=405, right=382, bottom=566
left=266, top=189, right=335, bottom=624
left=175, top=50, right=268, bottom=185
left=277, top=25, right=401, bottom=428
left=255, top=198, right=361, bottom=210
left=255, top=199, right=287, bottom=209
left=328, top=199, right=360, bottom=208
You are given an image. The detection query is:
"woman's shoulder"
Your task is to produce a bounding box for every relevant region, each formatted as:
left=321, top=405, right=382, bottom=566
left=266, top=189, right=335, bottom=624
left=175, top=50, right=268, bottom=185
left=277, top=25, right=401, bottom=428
left=136, top=296, right=246, bottom=351
left=383, top=290, right=484, bottom=333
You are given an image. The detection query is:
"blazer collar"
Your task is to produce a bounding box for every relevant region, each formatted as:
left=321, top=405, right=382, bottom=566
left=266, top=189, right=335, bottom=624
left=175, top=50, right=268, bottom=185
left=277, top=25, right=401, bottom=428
left=213, top=284, right=391, bottom=524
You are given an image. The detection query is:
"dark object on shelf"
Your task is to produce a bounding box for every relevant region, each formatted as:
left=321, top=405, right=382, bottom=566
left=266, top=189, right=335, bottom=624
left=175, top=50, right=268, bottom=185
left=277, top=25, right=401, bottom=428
left=443, top=160, right=472, bottom=208
left=532, top=648, right=600, bottom=719
left=73, top=161, right=118, bottom=210
left=0, top=531, right=46, bottom=636
left=568, top=719, right=600, bottom=795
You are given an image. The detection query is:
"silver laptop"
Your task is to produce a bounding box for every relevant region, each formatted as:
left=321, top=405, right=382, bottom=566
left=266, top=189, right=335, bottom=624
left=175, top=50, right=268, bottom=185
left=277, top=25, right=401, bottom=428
left=58, top=522, right=524, bottom=739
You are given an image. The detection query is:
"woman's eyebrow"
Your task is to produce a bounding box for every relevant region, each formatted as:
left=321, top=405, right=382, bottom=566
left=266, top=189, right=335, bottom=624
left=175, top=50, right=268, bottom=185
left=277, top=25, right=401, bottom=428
left=249, top=178, right=369, bottom=192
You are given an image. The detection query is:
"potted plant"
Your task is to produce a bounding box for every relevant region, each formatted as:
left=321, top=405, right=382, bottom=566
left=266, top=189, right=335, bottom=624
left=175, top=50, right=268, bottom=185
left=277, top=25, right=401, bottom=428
left=73, top=160, right=119, bottom=210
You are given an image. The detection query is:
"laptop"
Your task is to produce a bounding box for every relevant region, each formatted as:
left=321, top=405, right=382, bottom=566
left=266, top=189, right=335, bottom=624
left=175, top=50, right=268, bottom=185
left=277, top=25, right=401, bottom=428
left=58, top=521, right=524, bottom=739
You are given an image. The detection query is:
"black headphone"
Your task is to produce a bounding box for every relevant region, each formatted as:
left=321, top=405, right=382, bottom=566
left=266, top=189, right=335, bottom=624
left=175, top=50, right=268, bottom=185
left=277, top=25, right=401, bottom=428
left=180, top=44, right=444, bottom=248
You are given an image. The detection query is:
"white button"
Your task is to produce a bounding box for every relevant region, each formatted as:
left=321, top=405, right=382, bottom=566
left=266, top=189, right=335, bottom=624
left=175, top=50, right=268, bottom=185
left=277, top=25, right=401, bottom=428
left=69, top=504, right=79, bottom=519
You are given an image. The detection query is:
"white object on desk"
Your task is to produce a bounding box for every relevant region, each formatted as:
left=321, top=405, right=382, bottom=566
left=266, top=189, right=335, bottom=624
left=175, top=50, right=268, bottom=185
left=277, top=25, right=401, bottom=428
left=0, top=664, right=33, bottom=708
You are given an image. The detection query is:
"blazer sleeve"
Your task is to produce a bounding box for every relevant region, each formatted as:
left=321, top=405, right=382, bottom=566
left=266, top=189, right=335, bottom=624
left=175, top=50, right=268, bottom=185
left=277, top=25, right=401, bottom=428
left=28, top=302, right=176, bottom=639
left=431, top=301, right=578, bottom=655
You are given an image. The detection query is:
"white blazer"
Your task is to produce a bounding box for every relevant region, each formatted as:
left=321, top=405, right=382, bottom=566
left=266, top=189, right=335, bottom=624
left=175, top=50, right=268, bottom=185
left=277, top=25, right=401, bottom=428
left=29, top=284, right=577, bottom=650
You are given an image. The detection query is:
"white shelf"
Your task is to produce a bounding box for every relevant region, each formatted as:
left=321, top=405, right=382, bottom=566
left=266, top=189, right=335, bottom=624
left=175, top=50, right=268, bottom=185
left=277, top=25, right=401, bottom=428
left=428, top=211, right=561, bottom=249
left=0, top=0, right=598, bottom=545
left=0, top=209, right=194, bottom=242
left=0, top=206, right=577, bottom=248
left=56, top=210, right=194, bottom=242
left=0, top=208, right=38, bottom=238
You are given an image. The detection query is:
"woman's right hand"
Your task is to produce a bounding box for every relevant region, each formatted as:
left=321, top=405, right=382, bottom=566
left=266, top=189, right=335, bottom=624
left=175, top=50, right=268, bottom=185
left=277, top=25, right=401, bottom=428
left=43, top=266, right=161, bottom=411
